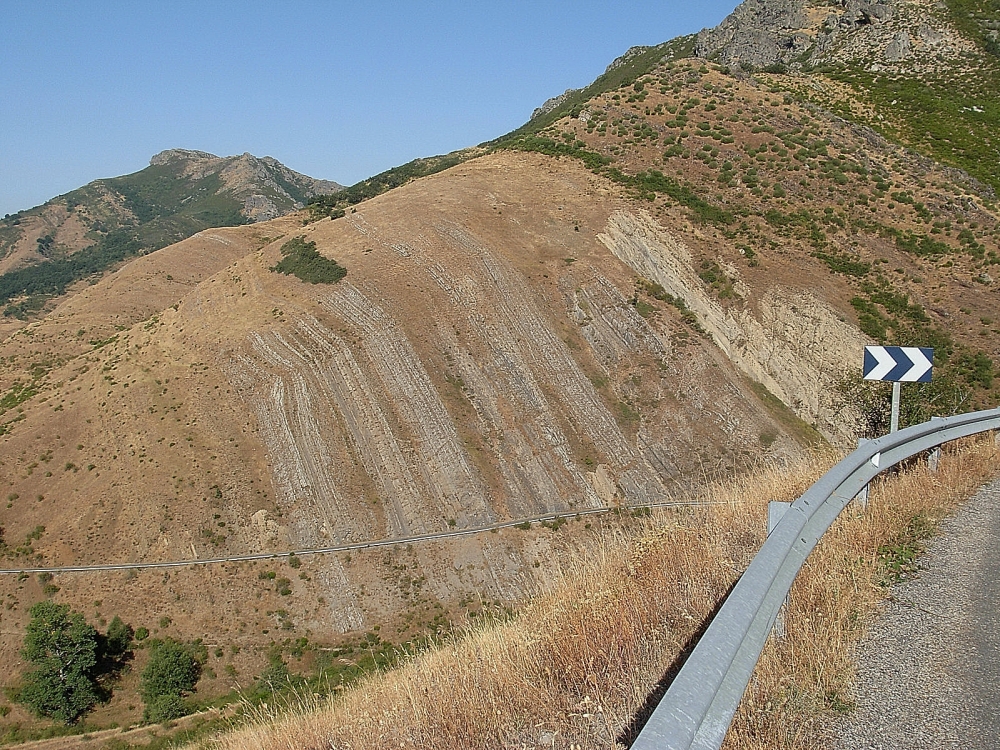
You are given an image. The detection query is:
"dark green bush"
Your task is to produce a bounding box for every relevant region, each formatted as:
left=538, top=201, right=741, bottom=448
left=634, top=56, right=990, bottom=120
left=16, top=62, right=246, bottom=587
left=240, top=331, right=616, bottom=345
left=271, top=237, right=347, bottom=285
left=139, top=639, right=201, bottom=712
left=143, top=693, right=188, bottom=723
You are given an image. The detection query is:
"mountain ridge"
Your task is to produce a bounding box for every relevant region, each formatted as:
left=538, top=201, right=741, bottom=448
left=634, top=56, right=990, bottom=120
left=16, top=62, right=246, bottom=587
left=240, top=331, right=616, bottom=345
left=0, top=150, right=341, bottom=329
left=0, top=0, right=998, bottom=739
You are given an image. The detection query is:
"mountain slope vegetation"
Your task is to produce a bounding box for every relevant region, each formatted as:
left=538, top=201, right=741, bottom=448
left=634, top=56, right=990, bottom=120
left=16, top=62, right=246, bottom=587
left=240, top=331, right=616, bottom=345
left=0, top=0, right=998, bottom=743
left=0, top=150, right=340, bottom=327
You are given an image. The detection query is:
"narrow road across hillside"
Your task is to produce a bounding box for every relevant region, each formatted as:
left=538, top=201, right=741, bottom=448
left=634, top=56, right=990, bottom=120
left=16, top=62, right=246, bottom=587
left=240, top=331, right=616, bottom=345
left=0, top=499, right=720, bottom=576
left=830, top=475, right=1000, bottom=749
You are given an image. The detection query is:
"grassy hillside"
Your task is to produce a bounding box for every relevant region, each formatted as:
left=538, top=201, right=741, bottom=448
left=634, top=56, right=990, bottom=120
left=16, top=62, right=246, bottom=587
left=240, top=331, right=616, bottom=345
left=0, top=152, right=337, bottom=321
left=0, top=1, right=999, bottom=744
left=199, top=441, right=1000, bottom=750
left=802, top=0, right=1000, bottom=197
left=501, top=54, right=997, bottom=425
left=300, top=5, right=999, bottom=430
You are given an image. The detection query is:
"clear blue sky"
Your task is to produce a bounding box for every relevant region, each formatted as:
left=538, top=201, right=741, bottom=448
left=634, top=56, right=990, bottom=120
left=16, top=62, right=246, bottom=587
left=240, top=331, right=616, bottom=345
left=0, top=1, right=740, bottom=217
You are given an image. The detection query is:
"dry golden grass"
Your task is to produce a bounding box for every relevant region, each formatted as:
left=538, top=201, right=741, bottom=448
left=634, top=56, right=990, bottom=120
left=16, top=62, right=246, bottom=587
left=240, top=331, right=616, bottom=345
left=198, top=438, right=999, bottom=750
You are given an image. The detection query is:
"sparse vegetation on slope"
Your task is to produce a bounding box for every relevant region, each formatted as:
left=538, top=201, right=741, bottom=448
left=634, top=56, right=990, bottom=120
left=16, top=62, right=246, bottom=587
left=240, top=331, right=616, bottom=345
left=501, top=35, right=698, bottom=139
left=825, top=62, right=1000, bottom=197
left=0, top=151, right=336, bottom=323
left=515, top=52, right=998, bottom=420
left=306, top=152, right=472, bottom=221
left=502, top=132, right=734, bottom=226
left=197, top=438, right=1000, bottom=750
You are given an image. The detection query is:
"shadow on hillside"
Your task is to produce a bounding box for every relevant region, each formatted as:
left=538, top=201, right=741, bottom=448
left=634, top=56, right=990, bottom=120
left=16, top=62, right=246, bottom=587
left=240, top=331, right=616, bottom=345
left=617, top=581, right=735, bottom=748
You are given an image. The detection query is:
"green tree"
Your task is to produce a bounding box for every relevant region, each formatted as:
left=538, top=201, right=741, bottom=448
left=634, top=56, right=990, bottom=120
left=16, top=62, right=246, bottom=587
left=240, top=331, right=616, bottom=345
left=139, top=639, right=201, bottom=721
left=103, top=615, right=134, bottom=657
left=18, top=601, right=100, bottom=723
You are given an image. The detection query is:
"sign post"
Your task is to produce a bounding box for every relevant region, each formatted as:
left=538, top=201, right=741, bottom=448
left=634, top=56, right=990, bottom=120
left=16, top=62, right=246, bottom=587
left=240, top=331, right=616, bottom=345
left=863, top=346, right=934, bottom=433
left=890, top=381, right=901, bottom=433
left=857, top=345, right=934, bottom=507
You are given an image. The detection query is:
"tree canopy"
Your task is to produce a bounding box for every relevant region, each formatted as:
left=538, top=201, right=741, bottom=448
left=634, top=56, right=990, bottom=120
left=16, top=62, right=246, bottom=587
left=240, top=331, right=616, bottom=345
left=18, top=601, right=101, bottom=723
left=140, top=638, right=202, bottom=722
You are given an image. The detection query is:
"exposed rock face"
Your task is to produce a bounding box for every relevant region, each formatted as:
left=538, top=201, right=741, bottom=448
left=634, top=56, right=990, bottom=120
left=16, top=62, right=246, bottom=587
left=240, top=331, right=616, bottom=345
left=597, top=210, right=865, bottom=442
left=149, top=148, right=217, bottom=165
left=885, top=30, right=912, bottom=61
left=918, top=23, right=944, bottom=45
left=695, top=0, right=810, bottom=69
left=532, top=89, right=580, bottom=120
left=243, top=194, right=280, bottom=222
left=695, top=0, right=972, bottom=73
left=149, top=149, right=342, bottom=221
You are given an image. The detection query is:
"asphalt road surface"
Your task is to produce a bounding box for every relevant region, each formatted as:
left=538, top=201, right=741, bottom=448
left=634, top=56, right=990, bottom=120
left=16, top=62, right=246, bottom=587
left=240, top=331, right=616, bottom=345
left=831, top=475, right=1000, bottom=749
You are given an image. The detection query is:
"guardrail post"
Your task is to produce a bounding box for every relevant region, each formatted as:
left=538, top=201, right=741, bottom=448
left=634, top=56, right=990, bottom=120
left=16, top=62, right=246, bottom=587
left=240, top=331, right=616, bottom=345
left=768, top=501, right=791, bottom=638
left=853, top=438, right=870, bottom=508
left=927, top=417, right=944, bottom=472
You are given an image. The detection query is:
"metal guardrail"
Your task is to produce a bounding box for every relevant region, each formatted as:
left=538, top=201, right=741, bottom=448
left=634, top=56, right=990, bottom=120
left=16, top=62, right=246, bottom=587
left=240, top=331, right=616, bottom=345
left=631, top=406, right=1000, bottom=750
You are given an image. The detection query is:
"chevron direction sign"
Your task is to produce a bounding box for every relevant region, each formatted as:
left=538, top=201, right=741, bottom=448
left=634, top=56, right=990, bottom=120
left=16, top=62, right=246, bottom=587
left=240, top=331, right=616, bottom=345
left=863, top=346, right=933, bottom=382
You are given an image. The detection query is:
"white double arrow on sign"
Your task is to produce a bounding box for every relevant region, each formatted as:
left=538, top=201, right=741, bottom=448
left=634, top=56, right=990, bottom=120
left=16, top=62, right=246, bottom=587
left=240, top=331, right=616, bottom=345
left=863, top=345, right=934, bottom=382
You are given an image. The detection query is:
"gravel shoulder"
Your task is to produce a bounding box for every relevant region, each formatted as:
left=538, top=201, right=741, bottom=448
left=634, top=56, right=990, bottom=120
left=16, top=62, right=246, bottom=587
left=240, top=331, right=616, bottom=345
left=829, top=475, right=1000, bottom=750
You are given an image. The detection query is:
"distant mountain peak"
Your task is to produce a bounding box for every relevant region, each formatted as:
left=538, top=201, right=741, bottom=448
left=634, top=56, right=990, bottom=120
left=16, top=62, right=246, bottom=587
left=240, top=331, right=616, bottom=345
left=141, top=149, right=344, bottom=223
left=0, top=150, right=344, bottom=304
left=149, top=148, right=218, bottom=165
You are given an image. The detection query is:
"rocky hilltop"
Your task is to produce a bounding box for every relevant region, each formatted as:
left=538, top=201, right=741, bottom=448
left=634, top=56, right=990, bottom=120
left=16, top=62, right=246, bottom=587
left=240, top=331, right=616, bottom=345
left=695, top=0, right=975, bottom=72
left=0, top=0, right=998, bottom=737
left=147, top=148, right=341, bottom=222
left=0, top=151, right=341, bottom=329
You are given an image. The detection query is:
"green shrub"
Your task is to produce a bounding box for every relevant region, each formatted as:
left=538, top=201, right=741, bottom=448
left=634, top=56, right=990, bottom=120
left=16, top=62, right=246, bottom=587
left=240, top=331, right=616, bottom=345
left=251, top=657, right=291, bottom=698
left=143, top=693, right=189, bottom=723
left=813, top=251, right=871, bottom=277
left=139, top=639, right=201, bottom=708
left=271, top=237, right=347, bottom=285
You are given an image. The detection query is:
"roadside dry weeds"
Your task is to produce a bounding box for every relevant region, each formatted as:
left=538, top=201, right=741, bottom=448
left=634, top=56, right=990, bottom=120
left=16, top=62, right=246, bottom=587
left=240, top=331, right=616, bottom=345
left=198, top=437, right=1000, bottom=750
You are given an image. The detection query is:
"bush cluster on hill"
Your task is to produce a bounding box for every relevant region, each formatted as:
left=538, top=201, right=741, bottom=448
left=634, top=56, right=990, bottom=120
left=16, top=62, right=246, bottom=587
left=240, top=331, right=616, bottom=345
left=306, top=153, right=467, bottom=221
left=140, top=638, right=204, bottom=722
left=270, top=236, right=347, bottom=284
